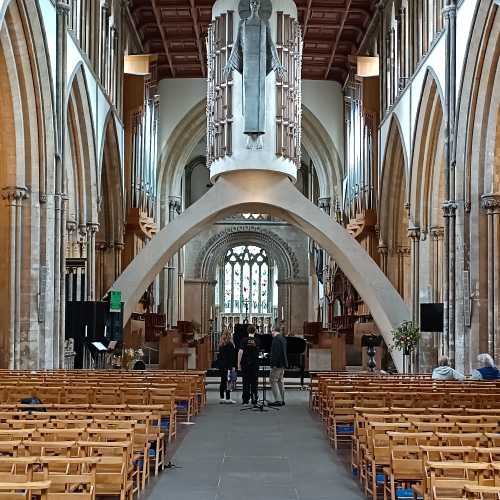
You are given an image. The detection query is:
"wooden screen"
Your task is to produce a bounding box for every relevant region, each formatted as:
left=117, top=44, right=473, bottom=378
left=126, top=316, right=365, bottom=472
left=207, top=12, right=234, bottom=168
left=275, top=12, right=302, bottom=168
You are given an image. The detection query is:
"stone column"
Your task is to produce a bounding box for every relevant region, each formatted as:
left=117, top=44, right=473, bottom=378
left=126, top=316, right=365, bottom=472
left=86, top=223, right=99, bottom=301
left=1, top=187, right=29, bottom=368
left=54, top=0, right=70, bottom=368
left=96, top=241, right=108, bottom=299
left=165, top=197, right=181, bottom=326
left=378, top=242, right=388, bottom=275
left=442, top=0, right=457, bottom=364
left=395, top=12, right=402, bottom=93
left=408, top=226, right=420, bottom=371
left=114, top=242, right=124, bottom=281
left=318, top=197, right=331, bottom=327
left=481, top=194, right=500, bottom=360
left=430, top=226, right=445, bottom=356
left=378, top=2, right=386, bottom=112
left=396, top=246, right=410, bottom=299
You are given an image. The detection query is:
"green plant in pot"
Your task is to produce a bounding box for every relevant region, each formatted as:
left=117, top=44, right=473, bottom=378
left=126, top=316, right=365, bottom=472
left=391, top=321, right=420, bottom=372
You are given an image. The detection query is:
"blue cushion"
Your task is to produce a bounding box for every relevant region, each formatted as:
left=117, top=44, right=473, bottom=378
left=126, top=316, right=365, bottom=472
left=160, top=418, right=170, bottom=430
left=148, top=448, right=157, bottom=458
left=396, top=488, right=414, bottom=499
left=134, top=459, right=144, bottom=468
left=376, top=473, right=385, bottom=485
left=336, top=424, right=354, bottom=434
left=351, top=468, right=358, bottom=478
left=177, top=401, right=188, bottom=410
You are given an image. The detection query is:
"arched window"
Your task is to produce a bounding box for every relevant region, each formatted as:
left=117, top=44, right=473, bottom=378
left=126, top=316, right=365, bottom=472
left=223, top=245, right=270, bottom=314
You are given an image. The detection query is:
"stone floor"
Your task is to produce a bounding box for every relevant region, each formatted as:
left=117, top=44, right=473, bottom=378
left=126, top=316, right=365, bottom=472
left=144, top=386, right=364, bottom=500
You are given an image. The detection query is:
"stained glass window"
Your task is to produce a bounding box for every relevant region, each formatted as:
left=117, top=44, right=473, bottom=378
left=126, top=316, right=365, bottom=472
left=223, top=245, right=270, bottom=314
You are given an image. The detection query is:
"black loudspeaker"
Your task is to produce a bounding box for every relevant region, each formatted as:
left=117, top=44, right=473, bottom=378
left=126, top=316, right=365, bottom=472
left=420, top=303, right=444, bottom=332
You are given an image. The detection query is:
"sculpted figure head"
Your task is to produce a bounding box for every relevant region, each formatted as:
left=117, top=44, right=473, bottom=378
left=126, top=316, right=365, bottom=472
left=250, top=0, right=260, bottom=15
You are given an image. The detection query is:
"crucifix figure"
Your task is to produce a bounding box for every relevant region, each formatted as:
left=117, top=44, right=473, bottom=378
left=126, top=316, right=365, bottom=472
left=223, top=0, right=285, bottom=148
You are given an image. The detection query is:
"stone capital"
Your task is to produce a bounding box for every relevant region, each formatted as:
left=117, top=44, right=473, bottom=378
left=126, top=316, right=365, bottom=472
left=86, top=222, right=99, bottom=235
left=168, top=196, right=182, bottom=214
left=1, top=186, right=29, bottom=204
left=318, top=197, right=331, bottom=213
left=430, top=226, right=444, bottom=241
left=66, top=220, right=78, bottom=234
left=442, top=4, right=456, bottom=20
left=396, top=246, right=410, bottom=255
left=77, top=224, right=87, bottom=240
left=442, top=201, right=458, bottom=217
left=407, top=226, right=420, bottom=240
left=481, top=194, right=500, bottom=214
left=378, top=243, right=388, bottom=256
left=56, top=0, right=71, bottom=14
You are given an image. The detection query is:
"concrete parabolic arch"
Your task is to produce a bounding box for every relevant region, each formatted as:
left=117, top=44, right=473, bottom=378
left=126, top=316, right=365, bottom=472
left=113, top=171, right=410, bottom=371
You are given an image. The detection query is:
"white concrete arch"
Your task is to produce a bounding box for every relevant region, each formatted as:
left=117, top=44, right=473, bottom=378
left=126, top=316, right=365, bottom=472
left=112, top=171, right=409, bottom=371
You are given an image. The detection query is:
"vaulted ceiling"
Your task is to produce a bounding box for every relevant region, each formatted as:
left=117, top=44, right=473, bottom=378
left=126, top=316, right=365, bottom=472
left=126, top=0, right=377, bottom=83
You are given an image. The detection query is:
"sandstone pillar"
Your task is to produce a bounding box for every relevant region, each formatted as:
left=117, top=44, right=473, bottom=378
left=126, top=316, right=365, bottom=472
left=55, top=0, right=70, bottom=368
left=378, top=242, right=388, bottom=275
left=481, top=194, right=500, bottom=361
left=443, top=0, right=457, bottom=365
left=1, top=187, right=28, bottom=368
left=86, top=223, right=99, bottom=301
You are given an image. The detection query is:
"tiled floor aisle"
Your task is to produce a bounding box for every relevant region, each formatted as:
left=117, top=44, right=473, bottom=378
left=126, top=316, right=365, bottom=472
left=145, top=388, right=364, bottom=500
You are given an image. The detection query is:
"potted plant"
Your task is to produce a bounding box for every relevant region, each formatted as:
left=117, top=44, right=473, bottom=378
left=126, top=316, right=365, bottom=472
left=391, top=321, right=420, bottom=373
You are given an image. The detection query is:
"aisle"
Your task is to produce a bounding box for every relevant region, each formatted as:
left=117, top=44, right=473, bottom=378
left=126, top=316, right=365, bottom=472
left=145, top=389, right=364, bottom=500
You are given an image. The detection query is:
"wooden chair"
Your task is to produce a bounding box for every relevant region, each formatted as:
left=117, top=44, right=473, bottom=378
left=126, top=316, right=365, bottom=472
left=78, top=441, right=133, bottom=500
left=0, top=479, right=51, bottom=500
left=428, top=461, right=492, bottom=500
left=383, top=445, right=423, bottom=500
left=38, top=457, right=99, bottom=500
left=464, top=484, right=500, bottom=500
left=0, top=456, right=38, bottom=482
left=438, top=433, right=488, bottom=447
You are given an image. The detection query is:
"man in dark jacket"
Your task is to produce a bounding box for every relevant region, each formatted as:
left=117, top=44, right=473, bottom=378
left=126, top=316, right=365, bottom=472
left=238, top=325, right=260, bottom=405
left=269, top=327, right=287, bottom=407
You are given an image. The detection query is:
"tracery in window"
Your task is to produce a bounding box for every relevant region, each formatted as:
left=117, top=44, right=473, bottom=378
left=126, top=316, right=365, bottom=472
left=223, top=246, right=270, bottom=314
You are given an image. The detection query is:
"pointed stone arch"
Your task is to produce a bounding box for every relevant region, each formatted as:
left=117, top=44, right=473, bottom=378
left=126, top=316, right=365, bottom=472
left=66, top=64, right=98, bottom=227
left=0, top=0, right=56, bottom=368
left=195, top=226, right=300, bottom=281
left=96, top=112, right=125, bottom=300
left=455, top=0, right=500, bottom=365
left=378, top=116, right=410, bottom=303
left=409, top=69, right=445, bottom=232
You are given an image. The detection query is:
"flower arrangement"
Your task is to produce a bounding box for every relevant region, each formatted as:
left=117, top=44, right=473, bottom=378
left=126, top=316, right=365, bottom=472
left=391, top=321, right=420, bottom=355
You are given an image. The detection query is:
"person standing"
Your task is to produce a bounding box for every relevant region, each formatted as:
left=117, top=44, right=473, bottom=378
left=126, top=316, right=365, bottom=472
left=217, top=330, right=237, bottom=404
left=269, top=327, right=287, bottom=407
left=238, top=325, right=260, bottom=405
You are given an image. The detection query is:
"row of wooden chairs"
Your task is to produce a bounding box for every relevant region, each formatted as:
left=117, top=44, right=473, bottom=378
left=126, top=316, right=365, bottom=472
left=0, top=370, right=206, bottom=499
left=0, top=453, right=129, bottom=499
left=310, top=374, right=500, bottom=500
